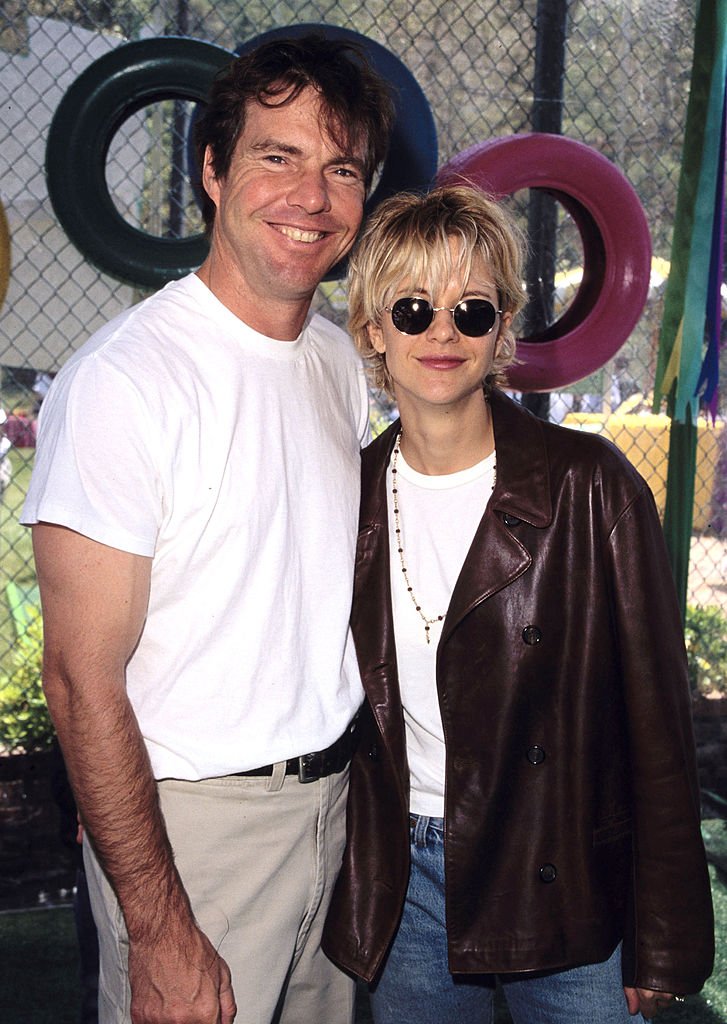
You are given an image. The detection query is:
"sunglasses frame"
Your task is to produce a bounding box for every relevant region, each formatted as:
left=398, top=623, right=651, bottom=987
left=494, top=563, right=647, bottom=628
left=384, top=296, right=503, bottom=337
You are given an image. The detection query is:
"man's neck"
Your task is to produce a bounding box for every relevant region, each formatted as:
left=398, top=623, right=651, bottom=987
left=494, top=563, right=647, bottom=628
left=195, top=260, right=313, bottom=341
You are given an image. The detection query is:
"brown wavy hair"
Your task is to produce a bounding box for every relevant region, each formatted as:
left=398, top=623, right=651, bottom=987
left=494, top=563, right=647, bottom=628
left=194, top=33, right=395, bottom=232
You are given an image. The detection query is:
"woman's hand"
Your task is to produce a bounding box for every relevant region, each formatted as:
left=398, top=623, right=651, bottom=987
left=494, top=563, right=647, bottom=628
left=624, top=986, right=685, bottom=1018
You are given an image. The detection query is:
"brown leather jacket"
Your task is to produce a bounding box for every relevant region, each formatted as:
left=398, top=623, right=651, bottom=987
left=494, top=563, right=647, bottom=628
left=323, top=389, right=714, bottom=993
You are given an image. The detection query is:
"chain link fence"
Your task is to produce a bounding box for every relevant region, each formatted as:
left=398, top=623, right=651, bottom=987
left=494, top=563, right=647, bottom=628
left=0, top=0, right=725, bottom=757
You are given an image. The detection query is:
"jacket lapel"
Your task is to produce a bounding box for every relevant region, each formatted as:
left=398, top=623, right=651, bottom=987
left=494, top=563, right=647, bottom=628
left=442, top=391, right=553, bottom=642
left=351, top=424, right=407, bottom=764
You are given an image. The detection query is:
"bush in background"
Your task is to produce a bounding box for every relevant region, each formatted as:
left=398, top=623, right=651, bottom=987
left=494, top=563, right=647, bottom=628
left=685, top=604, right=727, bottom=697
left=0, top=605, right=53, bottom=752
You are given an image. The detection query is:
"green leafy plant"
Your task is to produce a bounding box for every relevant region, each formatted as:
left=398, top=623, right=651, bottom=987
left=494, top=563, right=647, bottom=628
left=685, top=604, right=727, bottom=697
left=0, top=606, right=54, bottom=753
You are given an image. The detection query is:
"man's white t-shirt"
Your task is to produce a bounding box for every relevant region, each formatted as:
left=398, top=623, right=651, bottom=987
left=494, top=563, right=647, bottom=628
left=23, top=273, right=369, bottom=781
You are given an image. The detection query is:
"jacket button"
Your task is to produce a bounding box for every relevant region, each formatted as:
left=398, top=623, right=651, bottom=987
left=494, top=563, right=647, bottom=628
left=539, top=863, right=557, bottom=883
left=368, top=742, right=379, bottom=762
left=503, top=514, right=522, bottom=527
left=526, top=745, right=546, bottom=765
left=522, top=625, right=542, bottom=645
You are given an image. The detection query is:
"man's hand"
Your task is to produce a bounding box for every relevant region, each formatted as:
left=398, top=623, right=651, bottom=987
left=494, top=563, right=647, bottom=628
left=129, top=921, right=236, bottom=1024
left=624, top=986, right=683, bottom=1019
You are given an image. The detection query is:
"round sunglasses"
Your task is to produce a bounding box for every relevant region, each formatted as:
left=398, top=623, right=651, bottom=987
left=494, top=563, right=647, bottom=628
left=384, top=296, right=502, bottom=337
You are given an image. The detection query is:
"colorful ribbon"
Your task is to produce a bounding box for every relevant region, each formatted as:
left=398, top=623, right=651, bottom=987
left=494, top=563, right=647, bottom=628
left=654, top=0, right=727, bottom=423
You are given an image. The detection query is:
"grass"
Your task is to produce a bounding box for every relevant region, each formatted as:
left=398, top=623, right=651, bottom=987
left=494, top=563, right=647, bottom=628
left=0, top=905, right=81, bottom=1024
left=0, top=861, right=724, bottom=1024
left=0, top=448, right=35, bottom=578
left=0, top=448, right=36, bottom=678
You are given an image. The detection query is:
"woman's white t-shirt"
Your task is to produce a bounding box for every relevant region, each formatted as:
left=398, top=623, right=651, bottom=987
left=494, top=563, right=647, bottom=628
left=386, top=445, right=496, bottom=817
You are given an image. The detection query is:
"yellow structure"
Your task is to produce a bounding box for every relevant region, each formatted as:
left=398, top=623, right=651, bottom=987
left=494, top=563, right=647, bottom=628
left=564, top=395, right=724, bottom=532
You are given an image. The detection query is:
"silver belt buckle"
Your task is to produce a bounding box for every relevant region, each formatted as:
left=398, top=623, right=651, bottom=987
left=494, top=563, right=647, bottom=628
left=297, top=754, right=318, bottom=783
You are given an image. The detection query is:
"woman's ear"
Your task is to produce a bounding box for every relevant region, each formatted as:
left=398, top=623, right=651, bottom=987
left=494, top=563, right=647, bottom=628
left=367, top=321, right=387, bottom=355
left=495, top=311, right=513, bottom=355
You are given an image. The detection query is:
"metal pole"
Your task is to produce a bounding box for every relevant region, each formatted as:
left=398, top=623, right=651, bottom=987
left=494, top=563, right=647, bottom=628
left=167, top=0, right=189, bottom=240
left=663, top=406, right=698, bottom=622
left=522, top=0, right=570, bottom=420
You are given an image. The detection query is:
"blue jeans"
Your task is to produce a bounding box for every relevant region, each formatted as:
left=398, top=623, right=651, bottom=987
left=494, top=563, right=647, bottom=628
left=369, top=815, right=643, bottom=1024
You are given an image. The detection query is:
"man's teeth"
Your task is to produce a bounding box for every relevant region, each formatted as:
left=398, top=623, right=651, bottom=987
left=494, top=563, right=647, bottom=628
left=280, top=226, right=324, bottom=242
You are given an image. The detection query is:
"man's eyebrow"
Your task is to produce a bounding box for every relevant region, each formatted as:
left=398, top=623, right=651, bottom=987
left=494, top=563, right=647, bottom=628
left=329, top=153, right=367, bottom=174
left=250, top=138, right=302, bottom=156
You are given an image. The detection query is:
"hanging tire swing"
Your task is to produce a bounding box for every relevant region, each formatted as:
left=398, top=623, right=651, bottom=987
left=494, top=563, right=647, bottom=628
left=45, top=38, right=232, bottom=289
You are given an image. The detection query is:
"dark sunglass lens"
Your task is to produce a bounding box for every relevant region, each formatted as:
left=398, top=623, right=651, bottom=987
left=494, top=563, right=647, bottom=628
left=454, top=299, right=497, bottom=336
left=391, top=298, right=433, bottom=334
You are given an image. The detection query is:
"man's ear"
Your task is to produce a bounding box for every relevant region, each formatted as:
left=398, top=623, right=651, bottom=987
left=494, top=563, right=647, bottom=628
left=201, top=146, right=220, bottom=205
left=367, top=321, right=386, bottom=354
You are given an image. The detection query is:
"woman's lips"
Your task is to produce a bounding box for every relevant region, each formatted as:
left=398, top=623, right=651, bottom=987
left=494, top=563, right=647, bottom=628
left=417, top=356, right=466, bottom=370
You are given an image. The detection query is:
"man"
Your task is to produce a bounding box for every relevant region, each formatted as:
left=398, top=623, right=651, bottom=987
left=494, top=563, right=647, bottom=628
left=22, top=34, right=393, bottom=1024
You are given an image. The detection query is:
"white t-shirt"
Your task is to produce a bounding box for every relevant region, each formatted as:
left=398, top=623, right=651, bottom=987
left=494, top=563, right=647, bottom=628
left=387, top=447, right=496, bottom=817
left=23, top=273, right=369, bottom=780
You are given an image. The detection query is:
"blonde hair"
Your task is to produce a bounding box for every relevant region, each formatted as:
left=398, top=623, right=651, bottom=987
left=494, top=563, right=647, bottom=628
left=348, top=185, right=526, bottom=394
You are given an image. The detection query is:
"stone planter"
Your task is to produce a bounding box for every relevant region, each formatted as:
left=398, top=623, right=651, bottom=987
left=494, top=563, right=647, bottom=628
left=0, top=750, right=75, bottom=909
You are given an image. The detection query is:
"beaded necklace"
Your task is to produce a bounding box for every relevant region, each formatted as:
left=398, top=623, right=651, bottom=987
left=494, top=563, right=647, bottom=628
left=391, top=431, right=496, bottom=644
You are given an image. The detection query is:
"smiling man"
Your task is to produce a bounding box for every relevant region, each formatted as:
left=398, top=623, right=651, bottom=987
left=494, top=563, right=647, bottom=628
left=22, top=35, right=393, bottom=1024
left=198, top=87, right=368, bottom=336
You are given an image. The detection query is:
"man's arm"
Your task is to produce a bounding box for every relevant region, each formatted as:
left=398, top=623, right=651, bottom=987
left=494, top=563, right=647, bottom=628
left=33, top=523, right=236, bottom=1024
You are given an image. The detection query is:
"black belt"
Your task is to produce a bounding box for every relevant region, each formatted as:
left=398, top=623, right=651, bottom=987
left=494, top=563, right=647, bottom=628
left=232, top=714, right=360, bottom=784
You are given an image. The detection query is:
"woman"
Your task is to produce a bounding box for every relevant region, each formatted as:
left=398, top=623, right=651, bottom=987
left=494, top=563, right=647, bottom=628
left=322, top=185, right=714, bottom=1022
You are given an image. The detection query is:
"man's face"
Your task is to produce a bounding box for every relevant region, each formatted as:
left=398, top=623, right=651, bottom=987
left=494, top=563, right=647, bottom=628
left=202, top=88, right=367, bottom=330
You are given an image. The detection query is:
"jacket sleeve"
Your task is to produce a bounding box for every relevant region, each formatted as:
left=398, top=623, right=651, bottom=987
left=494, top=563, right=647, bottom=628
left=606, top=484, right=714, bottom=993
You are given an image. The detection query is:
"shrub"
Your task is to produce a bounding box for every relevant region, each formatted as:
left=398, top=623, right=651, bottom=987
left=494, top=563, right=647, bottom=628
left=0, top=606, right=54, bottom=753
left=685, top=604, right=727, bottom=697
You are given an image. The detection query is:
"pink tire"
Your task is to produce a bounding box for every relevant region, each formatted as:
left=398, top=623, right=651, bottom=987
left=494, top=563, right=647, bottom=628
left=438, top=134, right=652, bottom=392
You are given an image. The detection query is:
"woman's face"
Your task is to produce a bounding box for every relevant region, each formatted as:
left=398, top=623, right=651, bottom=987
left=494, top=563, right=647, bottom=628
left=367, top=252, right=511, bottom=420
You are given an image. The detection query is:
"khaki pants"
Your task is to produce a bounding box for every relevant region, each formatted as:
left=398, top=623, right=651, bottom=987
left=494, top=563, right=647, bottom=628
left=84, top=764, right=354, bottom=1024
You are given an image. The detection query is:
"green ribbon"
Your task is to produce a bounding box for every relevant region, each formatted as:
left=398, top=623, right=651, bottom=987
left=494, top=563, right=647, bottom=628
left=654, top=0, right=727, bottom=421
